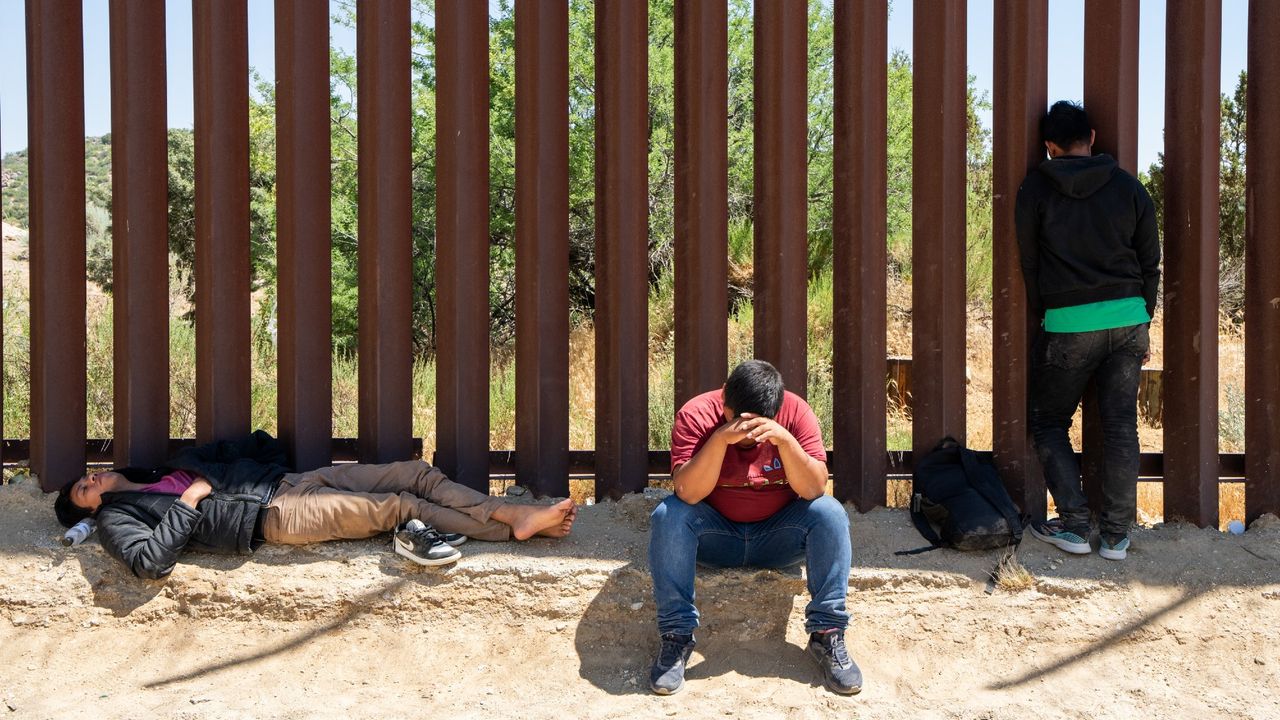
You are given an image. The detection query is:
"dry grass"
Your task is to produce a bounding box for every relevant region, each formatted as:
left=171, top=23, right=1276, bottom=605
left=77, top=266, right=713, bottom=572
left=991, top=548, right=1035, bottom=592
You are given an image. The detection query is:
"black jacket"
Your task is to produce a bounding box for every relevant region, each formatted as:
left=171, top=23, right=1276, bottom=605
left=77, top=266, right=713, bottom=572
left=1015, top=153, right=1161, bottom=320
left=96, top=431, right=291, bottom=579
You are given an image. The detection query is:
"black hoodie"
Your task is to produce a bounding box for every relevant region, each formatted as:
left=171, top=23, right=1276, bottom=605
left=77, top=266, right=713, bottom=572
left=1014, top=153, right=1160, bottom=320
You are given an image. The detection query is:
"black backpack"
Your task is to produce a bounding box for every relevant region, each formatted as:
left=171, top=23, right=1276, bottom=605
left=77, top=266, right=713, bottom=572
left=898, top=438, right=1025, bottom=554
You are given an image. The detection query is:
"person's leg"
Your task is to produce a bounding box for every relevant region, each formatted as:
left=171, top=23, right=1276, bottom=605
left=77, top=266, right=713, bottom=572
left=647, top=495, right=743, bottom=695
left=749, top=496, right=861, bottom=695
left=1094, top=323, right=1147, bottom=541
left=261, top=474, right=406, bottom=544
left=1030, top=330, right=1105, bottom=536
left=263, top=462, right=507, bottom=543
left=304, top=461, right=512, bottom=541
left=747, top=495, right=851, bottom=633
left=648, top=495, right=744, bottom=635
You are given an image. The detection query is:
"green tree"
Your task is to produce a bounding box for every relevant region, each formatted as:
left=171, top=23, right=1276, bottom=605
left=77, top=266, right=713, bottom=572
left=163, top=123, right=277, bottom=316
left=1144, top=70, right=1247, bottom=318
left=85, top=203, right=112, bottom=291
left=1219, top=71, right=1246, bottom=260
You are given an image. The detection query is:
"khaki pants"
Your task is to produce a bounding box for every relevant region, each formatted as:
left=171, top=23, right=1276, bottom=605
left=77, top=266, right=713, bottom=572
left=261, top=461, right=510, bottom=544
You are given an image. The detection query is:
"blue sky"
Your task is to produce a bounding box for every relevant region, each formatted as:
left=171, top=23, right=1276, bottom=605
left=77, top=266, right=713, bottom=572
left=0, top=0, right=1250, bottom=172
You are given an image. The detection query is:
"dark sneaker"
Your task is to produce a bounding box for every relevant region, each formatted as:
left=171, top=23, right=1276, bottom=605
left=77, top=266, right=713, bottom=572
left=1099, top=534, right=1130, bottom=561
left=1028, top=518, right=1091, bottom=555
left=439, top=532, right=468, bottom=547
left=649, top=633, right=695, bottom=695
left=393, top=519, right=461, bottom=566
left=807, top=629, right=863, bottom=695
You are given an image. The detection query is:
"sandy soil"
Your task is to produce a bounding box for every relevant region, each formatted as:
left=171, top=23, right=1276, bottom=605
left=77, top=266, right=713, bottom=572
left=2, top=477, right=1279, bottom=720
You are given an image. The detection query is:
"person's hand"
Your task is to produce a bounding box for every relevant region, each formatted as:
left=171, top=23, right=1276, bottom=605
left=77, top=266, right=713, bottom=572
left=1142, top=351, right=1151, bottom=366
left=715, top=415, right=755, bottom=446
left=180, top=478, right=214, bottom=509
left=736, top=413, right=796, bottom=448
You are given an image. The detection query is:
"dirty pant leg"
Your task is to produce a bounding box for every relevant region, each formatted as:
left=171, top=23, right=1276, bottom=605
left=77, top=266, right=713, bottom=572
left=648, top=495, right=743, bottom=636
left=263, top=461, right=510, bottom=543
left=1030, top=331, right=1102, bottom=534
left=1094, top=324, right=1147, bottom=537
left=749, top=496, right=852, bottom=633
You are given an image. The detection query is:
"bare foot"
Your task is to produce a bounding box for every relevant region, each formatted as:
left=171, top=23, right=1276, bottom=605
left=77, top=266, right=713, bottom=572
left=539, top=503, right=577, bottom=538
left=496, top=498, right=576, bottom=540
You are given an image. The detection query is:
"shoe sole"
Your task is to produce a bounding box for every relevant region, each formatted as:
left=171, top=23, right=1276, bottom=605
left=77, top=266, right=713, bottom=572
left=393, top=539, right=461, bottom=566
left=1028, top=525, right=1091, bottom=555
left=806, top=644, right=863, bottom=695
left=650, top=679, right=684, bottom=696
left=443, top=535, right=468, bottom=547
left=1098, top=546, right=1127, bottom=561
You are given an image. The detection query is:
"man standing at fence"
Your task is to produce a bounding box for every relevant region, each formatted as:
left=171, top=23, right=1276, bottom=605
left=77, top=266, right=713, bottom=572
left=646, top=360, right=860, bottom=696
left=1016, top=100, right=1160, bottom=561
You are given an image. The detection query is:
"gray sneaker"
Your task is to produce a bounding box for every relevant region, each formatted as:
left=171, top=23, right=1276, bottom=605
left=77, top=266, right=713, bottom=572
left=807, top=629, right=863, bottom=695
left=649, top=633, right=695, bottom=695
left=1028, top=518, right=1091, bottom=555
left=393, top=520, right=461, bottom=566
left=1099, top=534, right=1130, bottom=561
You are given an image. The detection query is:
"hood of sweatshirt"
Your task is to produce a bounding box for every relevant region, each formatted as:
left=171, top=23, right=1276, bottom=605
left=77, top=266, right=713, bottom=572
left=1036, top=153, right=1118, bottom=199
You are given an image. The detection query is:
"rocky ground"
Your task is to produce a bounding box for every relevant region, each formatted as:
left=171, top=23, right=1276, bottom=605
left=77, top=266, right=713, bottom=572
left=2, top=476, right=1278, bottom=720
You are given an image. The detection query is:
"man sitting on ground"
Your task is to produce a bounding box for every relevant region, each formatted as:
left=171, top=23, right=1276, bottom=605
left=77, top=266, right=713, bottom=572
left=54, top=431, right=576, bottom=579
left=647, top=360, right=860, bottom=696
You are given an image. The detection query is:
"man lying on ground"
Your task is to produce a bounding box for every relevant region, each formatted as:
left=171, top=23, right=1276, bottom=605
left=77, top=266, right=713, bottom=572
left=54, top=430, right=576, bottom=579
left=646, top=360, right=861, bottom=696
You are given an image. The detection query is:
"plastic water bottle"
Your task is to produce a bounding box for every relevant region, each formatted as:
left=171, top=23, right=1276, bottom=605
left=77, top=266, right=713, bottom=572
left=1226, top=519, right=1245, bottom=536
left=62, top=518, right=97, bottom=547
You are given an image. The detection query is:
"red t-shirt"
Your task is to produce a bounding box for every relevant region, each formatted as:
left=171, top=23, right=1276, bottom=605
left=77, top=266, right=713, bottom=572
left=670, top=389, right=827, bottom=523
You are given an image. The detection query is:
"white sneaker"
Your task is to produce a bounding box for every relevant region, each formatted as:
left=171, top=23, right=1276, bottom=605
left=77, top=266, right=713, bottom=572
left=393, top=519, right=461, bottom=566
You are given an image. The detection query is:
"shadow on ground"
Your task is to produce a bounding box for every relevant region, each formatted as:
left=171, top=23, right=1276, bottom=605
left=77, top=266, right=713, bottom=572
left=573, top=561, right=823, bottom=695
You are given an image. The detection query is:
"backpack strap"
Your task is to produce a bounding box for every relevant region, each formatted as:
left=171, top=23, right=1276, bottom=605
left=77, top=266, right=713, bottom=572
left=895, top=493, right=945, bottom=555
left=958, top=448, right=1024, bottom=545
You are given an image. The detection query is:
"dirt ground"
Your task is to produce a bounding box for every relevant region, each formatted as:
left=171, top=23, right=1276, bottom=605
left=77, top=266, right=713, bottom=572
left=2, top=477, right=1279, bottom=720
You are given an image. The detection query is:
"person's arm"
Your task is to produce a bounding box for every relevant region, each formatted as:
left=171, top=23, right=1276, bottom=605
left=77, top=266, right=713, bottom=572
left=736, top=413, right=828, bottom=500
left=673, top=418, right=752, bottom=504
left=100, top=480, right=213, bottom=580
left=1015, top=180, right=1044, bottom=321
left=1134, top=183, right=1161, bottom=320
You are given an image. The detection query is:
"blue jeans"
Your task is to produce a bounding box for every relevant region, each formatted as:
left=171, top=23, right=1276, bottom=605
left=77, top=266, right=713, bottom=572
left=648, top=494, right=852, bottom=636
left=1030, top=323, right=1148, bottom=538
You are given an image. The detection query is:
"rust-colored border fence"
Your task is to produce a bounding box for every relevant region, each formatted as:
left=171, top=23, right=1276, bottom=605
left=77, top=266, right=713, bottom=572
left=7, top=0, right=1278, bottom=528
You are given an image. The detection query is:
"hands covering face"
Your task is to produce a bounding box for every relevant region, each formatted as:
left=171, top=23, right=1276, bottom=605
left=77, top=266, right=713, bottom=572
left=718, top=412, right=794, bottom=448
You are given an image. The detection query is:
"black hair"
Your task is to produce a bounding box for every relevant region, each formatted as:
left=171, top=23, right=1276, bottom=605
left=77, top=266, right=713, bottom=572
left=1040, top=100, right=1093, bottom=151
left=723, top=359, right=785, bottom=418
left=54, top=479, right=93, bottom=529
left=53, top=466, right=165, bottom=528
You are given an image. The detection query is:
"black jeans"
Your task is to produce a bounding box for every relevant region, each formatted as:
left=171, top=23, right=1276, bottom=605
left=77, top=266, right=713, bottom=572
left=1030, top=323, right=1148, bottom=538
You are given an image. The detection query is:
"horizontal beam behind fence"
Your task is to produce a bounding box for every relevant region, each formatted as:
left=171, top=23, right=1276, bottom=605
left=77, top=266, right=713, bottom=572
left=465, top=449, right=1247, bottom=482
left=2, top=442, right=1246, bottom=484
left=2, top=439, right=422, bottom=468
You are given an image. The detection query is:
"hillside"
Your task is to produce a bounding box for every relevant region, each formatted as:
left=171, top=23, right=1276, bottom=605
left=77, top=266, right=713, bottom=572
left=1, top=134, right=114, bottom=229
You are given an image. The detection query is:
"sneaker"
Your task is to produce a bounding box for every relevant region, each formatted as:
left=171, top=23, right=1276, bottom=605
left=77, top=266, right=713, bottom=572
left=807, top=629, right=863, bottom=695
left=393, top=519, right=461, bottom=566
left=439, top=532, right=468, bottom=547
left=649, top=633, right=695, bottom=695
left=1028, top=518, right=1091, bottom=555
left=1099, top=534, right=1130, bottom=561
